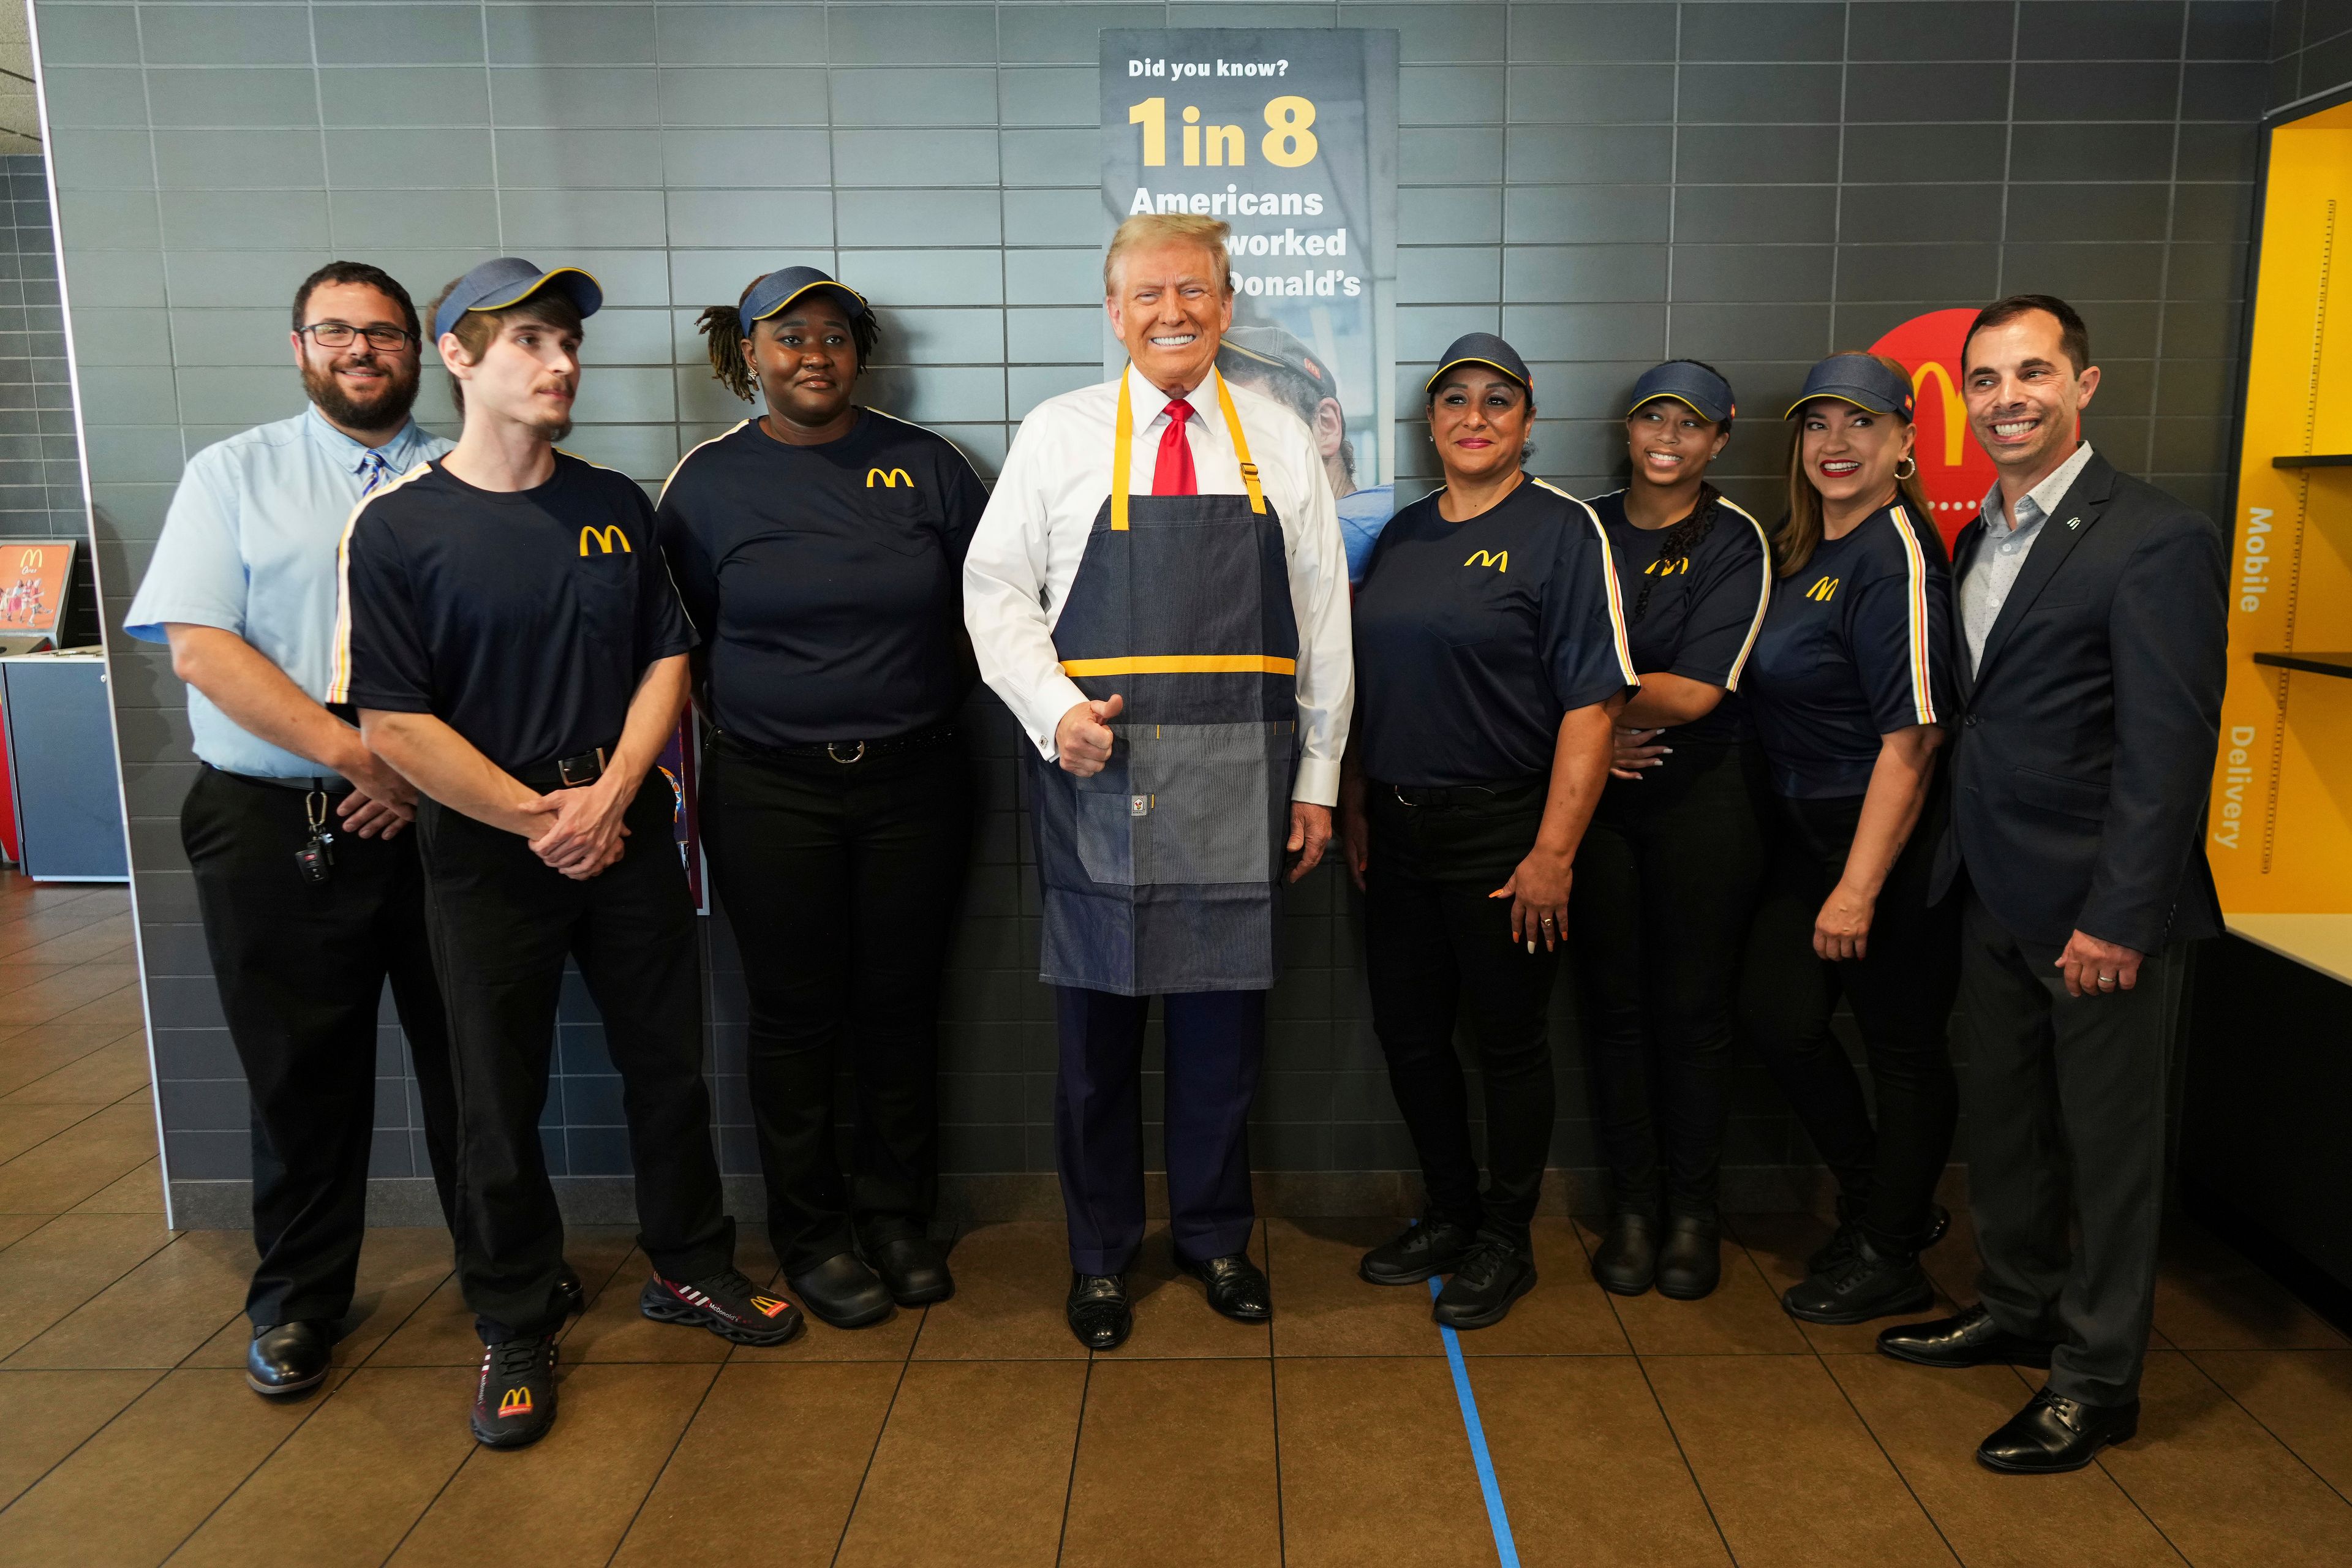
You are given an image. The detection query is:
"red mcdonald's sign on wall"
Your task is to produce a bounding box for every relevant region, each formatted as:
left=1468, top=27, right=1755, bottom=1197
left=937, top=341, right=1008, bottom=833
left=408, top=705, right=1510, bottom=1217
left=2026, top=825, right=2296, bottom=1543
left=1869, top=307, right=1996, bottom=553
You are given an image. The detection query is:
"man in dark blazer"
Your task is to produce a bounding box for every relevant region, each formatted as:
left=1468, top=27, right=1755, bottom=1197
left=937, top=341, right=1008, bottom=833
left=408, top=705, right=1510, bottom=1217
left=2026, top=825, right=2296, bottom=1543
left=1877, top=295, right=2228, bottom=1474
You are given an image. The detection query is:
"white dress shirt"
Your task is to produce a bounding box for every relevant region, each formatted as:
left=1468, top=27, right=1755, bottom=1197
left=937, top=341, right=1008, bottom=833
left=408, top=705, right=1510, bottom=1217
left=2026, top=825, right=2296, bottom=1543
left=964, top=361, right=1354, bottom=806
left=1961, top=440, right=2097, bottom=673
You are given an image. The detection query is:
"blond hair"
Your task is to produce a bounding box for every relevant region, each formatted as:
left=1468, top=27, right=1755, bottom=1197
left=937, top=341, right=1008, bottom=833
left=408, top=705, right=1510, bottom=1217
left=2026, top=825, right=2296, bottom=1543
left=1777, top=352, right=1931, bottom=578
left=1103, top=213, right=1232, bottom=296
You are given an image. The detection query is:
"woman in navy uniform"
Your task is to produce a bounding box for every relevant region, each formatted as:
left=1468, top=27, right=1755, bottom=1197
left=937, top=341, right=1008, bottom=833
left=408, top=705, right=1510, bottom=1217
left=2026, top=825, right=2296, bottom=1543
left=659, top=267, right=988, bottom=1329
left=1572, top=361, right=1775, bottom=1301
left=1740, top=352, right=1961, bottom=1326
left=1340, top=334, right=1634, bottom=1328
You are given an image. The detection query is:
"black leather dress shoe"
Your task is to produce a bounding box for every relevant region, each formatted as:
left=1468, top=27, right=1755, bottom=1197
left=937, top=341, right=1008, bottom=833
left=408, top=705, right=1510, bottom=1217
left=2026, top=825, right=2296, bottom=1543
left=1433, top=1240, right=1535, bottom=1329
left=865, top=1235, right=954, bottom=1306
left=1359, top=1217, right=1477, bottom=1286
left=246, top=1321, right=332, bottom=1396
left=1977, top=1388, right=2139, bottom=1474
left=786, top=1251, right=895, bottom=1329
left=1654, top=1215, right=1721, bottom=1301
left=1067, top=1272, right=1132, bottom=1350
left=555, top=1261, right=586, bottom=1318
left=1591, top=1213, right=1658, bottom=1296
left=1181, top=1253, right=1272, bottom=1322
left=1878, top=1303, right=2056, bottom=1370
left=1781, top=1233, right=1933, bottom=1325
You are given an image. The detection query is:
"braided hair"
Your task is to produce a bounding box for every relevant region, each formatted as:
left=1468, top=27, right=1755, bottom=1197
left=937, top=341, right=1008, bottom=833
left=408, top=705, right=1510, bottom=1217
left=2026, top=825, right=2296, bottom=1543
left=1630, top=483, right=1722, bottom=622
left=696, top=277, right=882, bottom=404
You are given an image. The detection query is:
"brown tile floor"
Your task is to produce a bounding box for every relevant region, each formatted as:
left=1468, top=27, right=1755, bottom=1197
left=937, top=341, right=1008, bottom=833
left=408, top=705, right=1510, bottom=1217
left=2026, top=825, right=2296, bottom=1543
left=3, top=873, right=2350, bottom=1566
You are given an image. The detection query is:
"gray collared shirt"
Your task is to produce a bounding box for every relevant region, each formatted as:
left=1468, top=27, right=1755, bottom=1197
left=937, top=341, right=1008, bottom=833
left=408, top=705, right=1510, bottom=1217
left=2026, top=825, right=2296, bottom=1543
left=1960, top=440, right=2096, bottom=673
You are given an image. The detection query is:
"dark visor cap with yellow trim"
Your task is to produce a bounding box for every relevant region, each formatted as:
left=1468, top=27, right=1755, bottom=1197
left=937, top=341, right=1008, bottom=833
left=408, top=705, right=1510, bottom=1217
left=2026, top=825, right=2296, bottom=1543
left=737, top=266, right=869, bottom=337
left=1628, top=361, right=1736, bottom=424
left=432, top=257, right=603, bottom=342
left=1425, top=333, right=1531, bottom=394
left=1784, top=353, right=1917, bottom=422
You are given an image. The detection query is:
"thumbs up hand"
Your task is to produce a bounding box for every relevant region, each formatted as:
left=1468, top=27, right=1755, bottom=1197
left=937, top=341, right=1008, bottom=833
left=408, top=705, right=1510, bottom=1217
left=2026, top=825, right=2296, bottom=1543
left=1056, top=692, right=1123, bottom=776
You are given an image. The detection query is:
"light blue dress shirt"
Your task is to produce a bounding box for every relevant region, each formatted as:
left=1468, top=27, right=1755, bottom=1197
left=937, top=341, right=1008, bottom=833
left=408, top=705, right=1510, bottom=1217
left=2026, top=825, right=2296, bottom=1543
left=123, top=406, right=454, bottom=779
left=1960, top=440, right=2097, bottom=674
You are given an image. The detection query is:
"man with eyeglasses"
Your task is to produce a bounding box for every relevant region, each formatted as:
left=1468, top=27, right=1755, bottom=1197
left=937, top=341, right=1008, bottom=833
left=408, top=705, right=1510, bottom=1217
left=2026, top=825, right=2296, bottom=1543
left=123, top=260, right=515, bottom=1400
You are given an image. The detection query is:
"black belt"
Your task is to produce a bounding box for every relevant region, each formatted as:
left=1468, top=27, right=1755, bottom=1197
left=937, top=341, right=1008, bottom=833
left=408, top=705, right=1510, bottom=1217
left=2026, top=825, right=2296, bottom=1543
left=513, top=746, right=610, bottom=792
left=714, top=723, right=957, bottom=767
left=214, top=765, right=354, bottom=797
left=1378, top=777, right=1544, bottom=808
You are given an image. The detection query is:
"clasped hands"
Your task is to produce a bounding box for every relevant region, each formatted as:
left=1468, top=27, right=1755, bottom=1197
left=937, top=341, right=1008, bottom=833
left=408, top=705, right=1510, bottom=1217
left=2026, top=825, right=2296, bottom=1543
left=1057, top=695, right=1330, bottom=884
left=519, top=778, right=633, bottom=881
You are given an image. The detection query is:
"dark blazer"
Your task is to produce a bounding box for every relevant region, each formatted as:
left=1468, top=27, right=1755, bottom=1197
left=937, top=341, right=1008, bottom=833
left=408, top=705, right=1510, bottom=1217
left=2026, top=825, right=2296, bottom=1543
left=1929, top=448, right=2228, bottom=954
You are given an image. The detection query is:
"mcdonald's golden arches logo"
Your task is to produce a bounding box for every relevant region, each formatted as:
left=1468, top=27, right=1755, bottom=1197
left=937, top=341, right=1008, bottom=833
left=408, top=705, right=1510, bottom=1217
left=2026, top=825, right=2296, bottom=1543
left=497, top=1387, right=534, bottom=1418
left=1463, top=549, right=1507, bottom=573
left=1806, top=576, right=1840, bottom=602
left=750, top=1294, right=792, bottom=1319
left=578, top=524, right=631, bottom=557
left=1645, top=557, right=1688, bottom=576
left=866, top=467, right=913, bottom=488
left=17, top=548, right=42, bottom=568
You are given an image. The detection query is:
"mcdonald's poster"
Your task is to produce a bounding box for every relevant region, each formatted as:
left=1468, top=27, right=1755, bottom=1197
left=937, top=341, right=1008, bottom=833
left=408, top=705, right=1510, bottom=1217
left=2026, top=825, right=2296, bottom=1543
left=0, top=540, right=75, bottom=652
left=1868, top=309, right=1997, bottom=552
left=1102, top=28, right=1400, bottom=582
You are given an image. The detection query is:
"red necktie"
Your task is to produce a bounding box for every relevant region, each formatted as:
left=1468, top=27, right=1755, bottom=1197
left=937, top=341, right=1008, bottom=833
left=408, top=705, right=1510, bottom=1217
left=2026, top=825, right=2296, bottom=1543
left=1153, top=398, right=1198, bottom=496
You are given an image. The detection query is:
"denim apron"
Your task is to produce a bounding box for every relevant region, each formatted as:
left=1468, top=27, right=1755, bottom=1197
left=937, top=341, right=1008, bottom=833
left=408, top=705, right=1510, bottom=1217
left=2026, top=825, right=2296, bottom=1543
left=1030, top=369, right=1302, bottom=995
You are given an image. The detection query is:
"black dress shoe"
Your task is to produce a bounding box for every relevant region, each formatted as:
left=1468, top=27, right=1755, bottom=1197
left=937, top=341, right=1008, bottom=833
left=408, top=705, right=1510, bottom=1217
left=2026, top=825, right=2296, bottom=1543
left=555, top=1261, right=586, bottom=1318
left=865, top=1235, right=954, bottom=1306
left=1878, top=1303, right=2055, bottom=1370
left=246, top=1321, right=332, bottom=1397
left=1067, top=1272, right=1131, bottom=1350
left=1359, top=1217, right=1477, bottom=1286
left=1781, top=1233, right=1934, bottom=1325
left=1977, top=1388, right=2139, bottom=1474
left=1180, top=1252, right=1272, bottom=1322
left=1591, top=1213, right=1658, bottom=1296
left=1654, top=1215, right=1721, bottom=1301
left=786, top=1251, right=895, bottom=1329
left=1433, top=1239, right=1536, bottom=1329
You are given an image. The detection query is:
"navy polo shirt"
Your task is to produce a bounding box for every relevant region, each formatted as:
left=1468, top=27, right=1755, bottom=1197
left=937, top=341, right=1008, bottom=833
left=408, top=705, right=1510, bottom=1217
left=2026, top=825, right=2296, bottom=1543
left=1352, top=477, right=1637, bottom=788
left=1743, top=501, right=1954, bottom=800
left=655, top=409, right=986, bottom=747
left=331, top=453, right=695, bottom=775
left=1587, top=488, right=1774, bottom=747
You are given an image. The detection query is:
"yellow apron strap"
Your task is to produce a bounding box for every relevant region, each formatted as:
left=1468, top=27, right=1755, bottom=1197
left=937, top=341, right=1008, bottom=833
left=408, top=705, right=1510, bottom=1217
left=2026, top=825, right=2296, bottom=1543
left=1213, top=368, right=1267, bottom=515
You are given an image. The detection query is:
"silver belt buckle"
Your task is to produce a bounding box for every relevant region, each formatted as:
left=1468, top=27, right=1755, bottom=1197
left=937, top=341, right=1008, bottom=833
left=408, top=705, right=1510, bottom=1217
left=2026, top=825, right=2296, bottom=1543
left=827, top=741, right=866, bottom=765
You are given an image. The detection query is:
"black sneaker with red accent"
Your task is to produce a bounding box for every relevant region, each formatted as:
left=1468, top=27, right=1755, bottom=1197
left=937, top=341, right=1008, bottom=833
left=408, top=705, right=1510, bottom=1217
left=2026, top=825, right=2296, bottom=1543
left=470, top=1334, right=557, bottom=1449
left=639, top=1268, right=804, bottom=1347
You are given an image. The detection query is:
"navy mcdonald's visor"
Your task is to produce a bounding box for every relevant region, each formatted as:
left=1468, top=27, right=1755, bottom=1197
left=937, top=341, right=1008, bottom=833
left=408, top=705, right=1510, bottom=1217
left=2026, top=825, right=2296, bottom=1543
left=432, top=258, right=603, bottom=342
left=1784, top=353, right=1917, bottom=422
left=1424, top=332, right=1532, bottom=394
left=1628, top=361, right=1736, bottom=424
left=738, top=266, right=869, bottom=337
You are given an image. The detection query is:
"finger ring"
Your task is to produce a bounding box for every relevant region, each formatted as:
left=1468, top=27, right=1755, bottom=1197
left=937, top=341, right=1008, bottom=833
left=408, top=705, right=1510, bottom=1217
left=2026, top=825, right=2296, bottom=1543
left=2097, top=974, right=2117, bottom=987
left=1541, top=916, right=1555, bottom=927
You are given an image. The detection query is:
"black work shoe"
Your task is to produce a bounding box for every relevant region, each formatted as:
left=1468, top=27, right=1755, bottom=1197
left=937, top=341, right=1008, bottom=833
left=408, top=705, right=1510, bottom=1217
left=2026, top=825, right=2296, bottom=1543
left=1591, top=1212, right=1659, bottom=1296
left=641, top=1268, right=804, bottom=1347
left=1654, top=1215, right=1721, bottom=1302
left=1810, top=1201, right=1949, bottom=1275
left=1433, top=1239, right=1536, bottom=1330
left=1180, top=1252, right=1273, bottom=1322
left=1977, top=1389, right=2139, bottom=1474
left=865, top=1235, right=954, bottom=1306
left=470, top=1335, right=557, bottom=1449
left=787, top=1251, right=895, bottom=1330
left=1359, top=1217, right=1478, bottom=1286
left=556, top=1261, right=586, bottom=1319
left=1878, top=1303, right=2056, bottom=1370
left=1781, top=1233, right=1934, bottom=1325
left=1067, top=1272, right=1131, bottom=1350
left=246, top=1321, right=331, bottom=1397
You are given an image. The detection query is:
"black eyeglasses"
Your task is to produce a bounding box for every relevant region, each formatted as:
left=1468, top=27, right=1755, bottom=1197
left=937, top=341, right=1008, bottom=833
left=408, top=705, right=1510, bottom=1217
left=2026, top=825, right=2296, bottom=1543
left=300, top=322, right=417, bottom=351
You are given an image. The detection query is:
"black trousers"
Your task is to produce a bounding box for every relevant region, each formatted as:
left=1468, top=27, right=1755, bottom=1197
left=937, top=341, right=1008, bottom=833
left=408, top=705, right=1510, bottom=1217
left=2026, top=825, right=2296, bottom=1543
left=1570, top=741, right=1768, bottom=1221
left=698, top=733, right=973, bottom=1274
left=183, top=766, right=460, bottom=1328
left=1363, top=781, right=1559, bottom=1249
left=415, top=785, right=732, bottom=1340
left=1054, top=985, right=1265, bottom=1275
left=1959, top=889, right=2176, bottom=1406
left=1738, top=786, right=1960, bottom=1256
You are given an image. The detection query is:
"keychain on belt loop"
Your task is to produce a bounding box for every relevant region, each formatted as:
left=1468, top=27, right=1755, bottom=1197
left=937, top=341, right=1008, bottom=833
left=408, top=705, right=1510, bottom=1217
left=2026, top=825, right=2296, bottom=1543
left=296, top=785, right=336, bottom=885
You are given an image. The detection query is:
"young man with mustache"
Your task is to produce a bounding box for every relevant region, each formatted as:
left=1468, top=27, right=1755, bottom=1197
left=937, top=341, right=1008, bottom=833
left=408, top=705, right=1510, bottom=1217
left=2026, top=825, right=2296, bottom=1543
left=124, top=262, right=464, bottom=1401
left=1884, top=294, right=2229, bottom=1475
left=333, top=258, right=789, bottom=1449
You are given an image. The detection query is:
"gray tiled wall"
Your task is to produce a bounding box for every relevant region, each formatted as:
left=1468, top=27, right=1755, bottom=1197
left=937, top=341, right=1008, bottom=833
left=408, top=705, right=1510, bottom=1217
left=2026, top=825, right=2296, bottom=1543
left=2269, top=0, right=2352, bottom=106
left=35, top=0, right=2267, bottom=1224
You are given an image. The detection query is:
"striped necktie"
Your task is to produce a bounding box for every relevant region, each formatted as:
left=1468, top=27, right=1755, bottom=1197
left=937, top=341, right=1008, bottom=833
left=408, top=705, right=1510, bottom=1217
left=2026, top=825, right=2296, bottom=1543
left=358, top=450, right=393, bottom=494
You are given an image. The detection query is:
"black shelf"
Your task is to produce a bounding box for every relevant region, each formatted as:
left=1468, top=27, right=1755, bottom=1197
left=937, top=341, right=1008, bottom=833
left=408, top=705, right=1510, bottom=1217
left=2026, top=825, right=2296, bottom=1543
left=2271, top=453, right=2352, bottom=467
left=2253, top=650, right=2352, bottom=679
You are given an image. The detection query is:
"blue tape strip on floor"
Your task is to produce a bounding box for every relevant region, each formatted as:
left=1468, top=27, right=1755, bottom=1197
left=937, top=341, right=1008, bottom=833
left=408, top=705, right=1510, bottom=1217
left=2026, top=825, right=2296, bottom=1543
left=1428, top=1277, right=1523, bottom=1567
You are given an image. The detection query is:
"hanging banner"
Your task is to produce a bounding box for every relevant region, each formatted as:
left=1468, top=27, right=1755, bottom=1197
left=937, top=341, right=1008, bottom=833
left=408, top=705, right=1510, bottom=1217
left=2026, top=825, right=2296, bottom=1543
left=1102, top=28, right=1399, bottom=581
